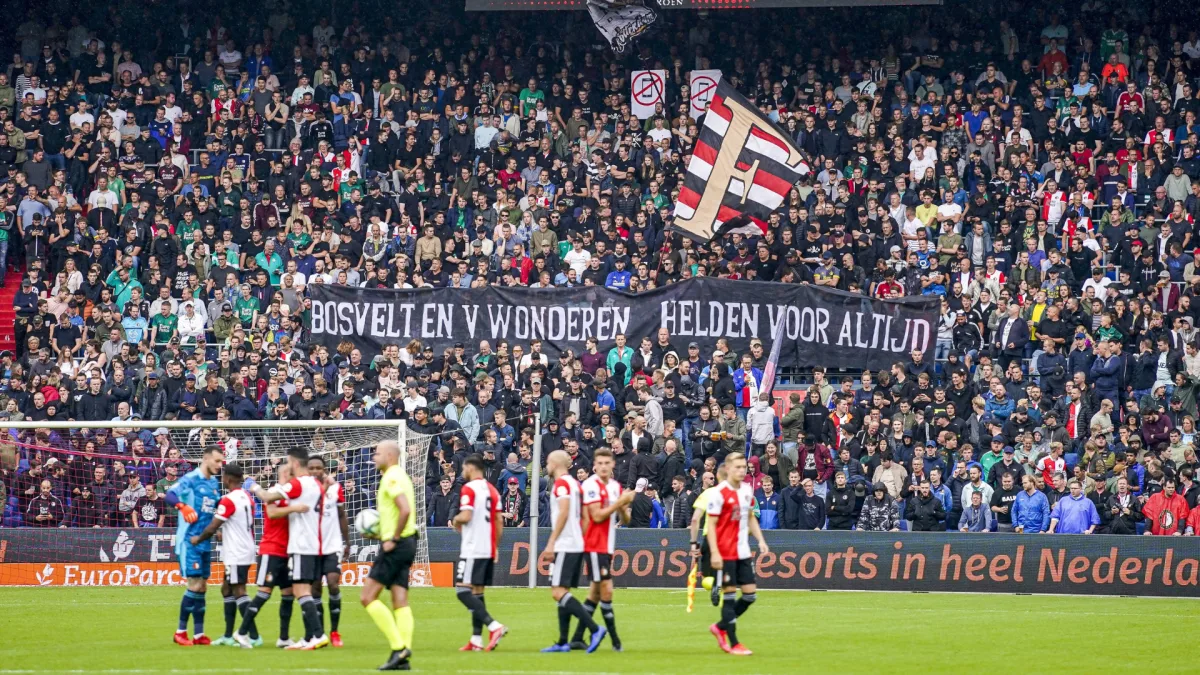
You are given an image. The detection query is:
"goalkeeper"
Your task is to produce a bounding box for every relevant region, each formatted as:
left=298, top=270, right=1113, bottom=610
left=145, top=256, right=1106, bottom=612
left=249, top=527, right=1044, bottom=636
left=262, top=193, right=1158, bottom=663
left=688, top=465, right=726, bottom=607
left=165, top=445, right=225, bottom=646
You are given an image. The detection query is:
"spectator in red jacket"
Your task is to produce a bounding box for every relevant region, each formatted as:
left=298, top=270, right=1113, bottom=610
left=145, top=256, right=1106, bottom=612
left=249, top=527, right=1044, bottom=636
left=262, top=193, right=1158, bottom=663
left=1143, top=479, right=1190, bottom=535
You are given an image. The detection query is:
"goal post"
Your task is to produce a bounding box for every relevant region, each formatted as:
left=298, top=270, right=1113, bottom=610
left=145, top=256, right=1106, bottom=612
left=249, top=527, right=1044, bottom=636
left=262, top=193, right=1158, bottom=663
left=0, top=419, right=433, bottom=588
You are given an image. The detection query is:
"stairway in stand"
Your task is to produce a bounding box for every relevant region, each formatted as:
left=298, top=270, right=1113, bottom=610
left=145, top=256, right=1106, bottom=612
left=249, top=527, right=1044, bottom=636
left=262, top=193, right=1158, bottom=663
left=0, top=267, right=19, bottom=352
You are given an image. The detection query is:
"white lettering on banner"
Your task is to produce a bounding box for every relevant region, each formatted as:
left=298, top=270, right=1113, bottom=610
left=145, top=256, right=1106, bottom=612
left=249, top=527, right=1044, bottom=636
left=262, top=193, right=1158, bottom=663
left=660, top=301, right=759, bottom=339
left=463, top=305, right=479, bottom=337
left=149, top=535, right=173, bottom=561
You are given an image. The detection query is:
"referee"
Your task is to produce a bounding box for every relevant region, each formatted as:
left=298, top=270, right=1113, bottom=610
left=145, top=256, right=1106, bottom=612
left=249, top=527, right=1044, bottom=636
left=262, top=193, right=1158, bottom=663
left=361, top=440, right=419, bottom=671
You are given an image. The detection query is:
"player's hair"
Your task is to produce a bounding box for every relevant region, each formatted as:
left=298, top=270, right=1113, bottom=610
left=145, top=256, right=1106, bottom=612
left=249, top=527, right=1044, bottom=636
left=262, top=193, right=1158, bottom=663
left=202, top=444, right=224, bottom=457
left=307, top=455, right=327, bottom=467
left=224, top=463, right=245, bottom=480
left=716, top=466, right=728, bottom=481
left=463, top=454, right=485, bottom=473
left=287, top=446, right=310, bottom=462
left=593, top=448, right=614, bottom=461
left=724, top=452, right=745, bottom=466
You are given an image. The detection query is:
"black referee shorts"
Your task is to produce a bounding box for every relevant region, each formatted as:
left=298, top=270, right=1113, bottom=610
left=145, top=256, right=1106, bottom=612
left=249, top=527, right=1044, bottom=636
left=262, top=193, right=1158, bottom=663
left=369, top=537, right=418, bottom=589
left=699, top=539, right=714, bottom=578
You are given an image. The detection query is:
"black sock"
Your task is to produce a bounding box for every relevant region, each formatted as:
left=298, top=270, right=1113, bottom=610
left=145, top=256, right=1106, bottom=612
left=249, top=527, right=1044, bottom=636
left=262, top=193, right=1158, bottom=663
left=223, top=596, right=237, bottom=639
left=238, top=592, right=267, bottom=639
left=719, top=592, right=739, bottom=646
left=328, top=592, right=341, bottom=632
left=299, top=596, right=322, bottom=641
left=600, top=600, right=619, bottom=646
left=471, top=596, right=486, bottom=636
left=234, top=596, right=251, bottom=640
left=562, top=593, right=599, bottom=634
left=456, top=588, right=496, bottom=632
left=313, top=592, right=325, bottom=636
left=734, top=592, right=756, bottom=617
left=570, top=600, right=597, bottom=643
left=278, top=596, right=293, bottom=641
left=556, top=605, right=571, bottom=645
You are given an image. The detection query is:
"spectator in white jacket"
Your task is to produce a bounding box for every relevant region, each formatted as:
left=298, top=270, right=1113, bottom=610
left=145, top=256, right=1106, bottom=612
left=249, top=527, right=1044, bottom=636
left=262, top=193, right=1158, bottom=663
left=747, top=392, right=780, bottom=456
left=639, top=386, right=664, bottom=438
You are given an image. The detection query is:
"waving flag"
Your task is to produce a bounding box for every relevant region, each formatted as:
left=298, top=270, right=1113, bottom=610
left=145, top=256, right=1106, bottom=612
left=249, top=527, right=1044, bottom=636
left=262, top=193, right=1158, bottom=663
left=761, top=317, right=787, bottom=397
left=672, top=79, right=810, bottom=241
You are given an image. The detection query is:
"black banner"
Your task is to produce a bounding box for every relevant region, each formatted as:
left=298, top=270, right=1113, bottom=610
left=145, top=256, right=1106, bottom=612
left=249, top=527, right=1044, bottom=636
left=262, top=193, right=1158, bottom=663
left=308, top=278, right=938, bottom=371
left=465, top=529, right=1200, bottom=597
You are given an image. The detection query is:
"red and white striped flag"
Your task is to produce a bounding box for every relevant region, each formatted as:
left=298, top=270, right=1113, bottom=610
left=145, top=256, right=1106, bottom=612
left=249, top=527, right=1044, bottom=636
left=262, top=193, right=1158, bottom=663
left=672, top=79, right=809, bottom=241
left=761, top=317, right=787, bottom=397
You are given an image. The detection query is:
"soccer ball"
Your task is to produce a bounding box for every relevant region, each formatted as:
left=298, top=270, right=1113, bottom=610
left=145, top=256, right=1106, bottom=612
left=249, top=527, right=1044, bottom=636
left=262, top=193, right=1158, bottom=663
left=354, top=508, right=381, bottom=539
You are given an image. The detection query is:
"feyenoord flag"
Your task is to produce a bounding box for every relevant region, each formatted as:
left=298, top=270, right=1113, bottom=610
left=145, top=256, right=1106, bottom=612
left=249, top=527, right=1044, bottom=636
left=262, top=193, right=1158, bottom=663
left=672, top=80, right=810, bottom=241
left=587, top=0, right=656, bottom=54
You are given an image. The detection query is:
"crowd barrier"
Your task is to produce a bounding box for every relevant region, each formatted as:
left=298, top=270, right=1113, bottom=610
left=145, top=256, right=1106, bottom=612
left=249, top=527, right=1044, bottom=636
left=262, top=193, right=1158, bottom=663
left=3, top=527, right=1198, bottom=597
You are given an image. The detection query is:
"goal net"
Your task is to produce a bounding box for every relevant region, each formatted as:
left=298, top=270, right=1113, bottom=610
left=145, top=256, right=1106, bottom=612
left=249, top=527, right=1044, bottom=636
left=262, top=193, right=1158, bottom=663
left=0, top=420, right=433, bottom=588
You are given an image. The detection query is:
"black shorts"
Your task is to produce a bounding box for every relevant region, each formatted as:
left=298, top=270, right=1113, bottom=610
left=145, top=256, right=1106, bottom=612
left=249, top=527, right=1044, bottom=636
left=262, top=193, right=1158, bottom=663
left=318, top=553, right=341, bottom=578
left=456, top=557, right=494, bottom=586
left=586, top=552, right=612, bottom=583
left=369, top=537, right=417, bottom=589
left=225, top=564, right=253, bottom=585
left=549, top=551, right=584, bottom=589
left=716, top=557, right=756, bottom=588
left=699, top=540, right=714, bottom=578
left=256, top=554, right=291, bottom=589
left=291, top=554, right=322, bottom=584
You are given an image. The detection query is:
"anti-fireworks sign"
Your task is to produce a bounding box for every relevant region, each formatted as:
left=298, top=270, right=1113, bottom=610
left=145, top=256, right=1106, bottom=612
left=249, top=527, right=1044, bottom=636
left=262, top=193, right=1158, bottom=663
left=307, top=278, right=938, bottom=370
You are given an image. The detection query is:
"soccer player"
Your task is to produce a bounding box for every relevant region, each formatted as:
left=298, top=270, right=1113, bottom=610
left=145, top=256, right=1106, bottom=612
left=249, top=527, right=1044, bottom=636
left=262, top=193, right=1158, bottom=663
left=360, top=439, right=418, bottom=671
left=234, top=464, right=306, bottom=648
left=706, top=453, right=769, bottom=656
left=165, top=444, right=225, bottom=646
left=689, top=466, right=727, bottom=607
left=188, top=464, right=261, bottom=647
left=539, top=449, right=606, bottom=654
left=570, top=448, right=634, bottom=651
left=451, top=454, right=507, bottom=652
left=308, top=456, right=350, bottom=647
left=247, top=447, right=331, bottom=650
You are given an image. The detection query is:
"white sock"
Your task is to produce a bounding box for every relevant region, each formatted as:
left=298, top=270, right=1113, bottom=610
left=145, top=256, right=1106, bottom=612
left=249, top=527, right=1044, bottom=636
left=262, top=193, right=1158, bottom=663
left=487, top=620, right=502, bottom=632
left=470, top=635, right=483, bottom=646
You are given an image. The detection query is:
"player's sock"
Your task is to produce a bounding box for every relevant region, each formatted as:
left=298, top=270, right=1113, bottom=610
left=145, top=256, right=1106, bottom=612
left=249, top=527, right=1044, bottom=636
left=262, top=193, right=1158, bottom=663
left=365, top=600, right=405, bottom=651
left=236, top=595, right=259, bottom=640
left=278, top=595, right=294, bottom=641
left=471, top=596, right=485, bottom=637
left=178, top=592, right=195, bottom=632
left=560, top=593, right=599, bottom=634
left=456, top=587, right=498, bottom=634
left=599, top=601, right=620, bottom=646
left=393, top=605, right=414, bottom=649
left=299, top=595, right=322, bottom=640
left=556, top=605, right=571, bottom=645
left=328, top=592, right=342, bottom=632
left=190, top=591, right=207, bottom=636
left=570, top=600, right=597, bottom=643
left=719, top=592, right=738, bottom=646
left=313, top=591, right=326, bottom=635
left=223, top=596, right=237, bottom=639
left=734, top=592, right=756, bottom=617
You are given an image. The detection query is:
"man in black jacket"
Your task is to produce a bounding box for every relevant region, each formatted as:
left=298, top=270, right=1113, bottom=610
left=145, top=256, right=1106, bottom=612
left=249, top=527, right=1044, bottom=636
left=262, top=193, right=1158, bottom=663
left=904, top=479, right=947, bottom=531
left=778, top=471, right=805, bottom=529
left=793, top=478, right=827, bottom=530
left=427, top=474, right=459, bottom=527
left=825, top=472, right=856, bottom=530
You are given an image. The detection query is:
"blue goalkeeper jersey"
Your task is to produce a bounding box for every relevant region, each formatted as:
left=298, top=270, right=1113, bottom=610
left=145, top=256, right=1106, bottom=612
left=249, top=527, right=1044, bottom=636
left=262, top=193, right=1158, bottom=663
left=168, top=468, right=221, bottom=555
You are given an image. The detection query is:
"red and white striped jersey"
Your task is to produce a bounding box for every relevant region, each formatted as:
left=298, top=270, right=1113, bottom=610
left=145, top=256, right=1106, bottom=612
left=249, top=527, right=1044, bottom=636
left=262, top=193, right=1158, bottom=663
left=215, top=488, right=257, bottom=566
left=1041, top=190, right=1067, bottom=225
left=458, top=478, right=501, bottom=559
left=581, top=475, right=623, bottom=554
left=316, top=481, right=346, bottom=557
left=258, top=483, right=289, bottom=557
left=549, top=474, right=584, bottom=553
left=273, top=475, right=324, bottom=555
left=706, top=480, right=755, bottom=561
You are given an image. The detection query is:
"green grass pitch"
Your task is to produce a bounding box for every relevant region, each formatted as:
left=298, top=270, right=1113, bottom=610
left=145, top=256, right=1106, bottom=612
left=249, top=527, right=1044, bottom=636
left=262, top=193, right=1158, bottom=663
left=1, top=586, right=1198, bottom=673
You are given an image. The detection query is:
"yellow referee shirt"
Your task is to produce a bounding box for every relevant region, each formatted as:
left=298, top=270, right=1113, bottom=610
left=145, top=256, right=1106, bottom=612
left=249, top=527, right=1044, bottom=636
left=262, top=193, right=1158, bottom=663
left=695, top=486, right=720, bottom=536
left=378, top=464, right=418, bottom=539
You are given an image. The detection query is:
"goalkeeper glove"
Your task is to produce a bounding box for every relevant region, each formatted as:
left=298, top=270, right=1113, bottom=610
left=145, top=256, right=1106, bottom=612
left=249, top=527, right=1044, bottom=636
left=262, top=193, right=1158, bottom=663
left=243, top=477, right=259, bottom=493
left=176, top=503, right=198, bottom=524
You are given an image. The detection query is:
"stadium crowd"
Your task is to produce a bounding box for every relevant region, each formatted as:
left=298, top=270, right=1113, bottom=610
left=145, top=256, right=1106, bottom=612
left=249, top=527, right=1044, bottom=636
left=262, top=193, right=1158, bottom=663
left=3, top=0, right=1200, bottom=536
